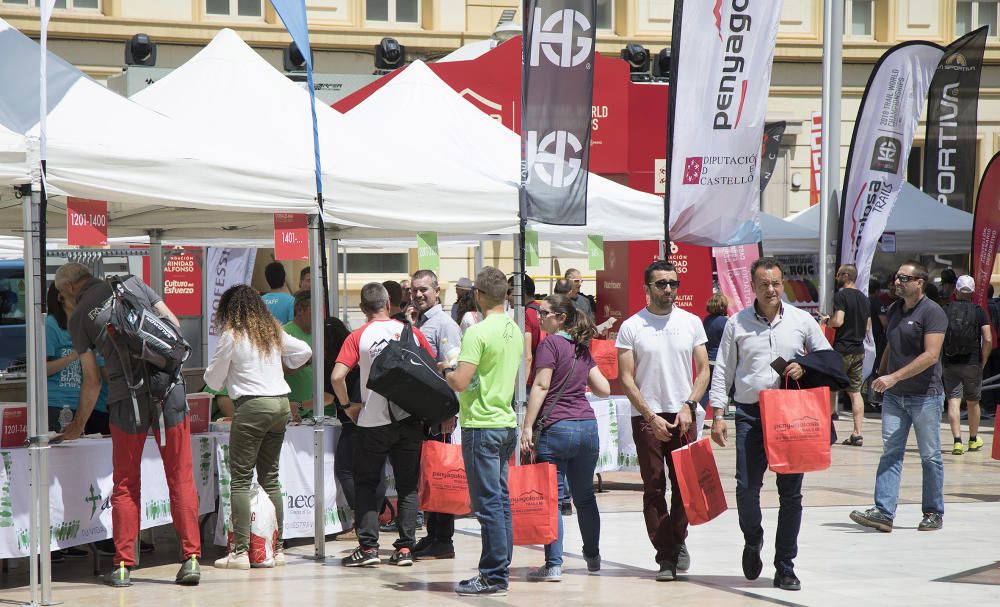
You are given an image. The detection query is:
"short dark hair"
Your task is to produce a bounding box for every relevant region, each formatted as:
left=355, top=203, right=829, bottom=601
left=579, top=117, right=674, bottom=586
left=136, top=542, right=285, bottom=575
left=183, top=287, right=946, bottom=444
left=361, top=282, right=390, bottom=314
left=265, top=262, right=286, bottom=289
left=507, top=274, right=536, bottom=300
left=475, top=266, right=508, bottom=308
left=293, top=289, right=311, bottom=312
left=412, top=269, right=439, bottom=289
left=940, top=268, right=957, bottom=284
left=643, top=260, right=677, bottom=286
left=382, top=280, right=403, bottom=309
left=299, top=266, right=310, bottom=280
left=900, top=260, right=929, bottom=282
left=553, top=278, right=573, bottom=295
left=750, top=258, right=783, bottom=283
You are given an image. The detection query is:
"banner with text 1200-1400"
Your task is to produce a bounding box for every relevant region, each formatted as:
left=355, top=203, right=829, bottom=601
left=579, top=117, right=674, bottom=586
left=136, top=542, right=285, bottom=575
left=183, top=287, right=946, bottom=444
left=922, top=26, right=986, bottom=213
left=838, top=41, right=944, bottom=294
left=971, top=152, right=1000, bottom=331
left=665, top=0, right=783, bottom=247
left=521, top=0, right=596, bottom=225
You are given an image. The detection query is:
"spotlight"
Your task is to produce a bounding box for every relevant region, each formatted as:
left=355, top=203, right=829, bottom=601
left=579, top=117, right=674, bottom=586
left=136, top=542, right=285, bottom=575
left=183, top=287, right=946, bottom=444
left=283, top=41, right=309, bottom=72
left=652, top=48, right=671, bottom=81
left=620, top=43, right=650, bottom=82
left=125, top=33, right=156, bottom=67
left=374, top=37, right=406, bottom=70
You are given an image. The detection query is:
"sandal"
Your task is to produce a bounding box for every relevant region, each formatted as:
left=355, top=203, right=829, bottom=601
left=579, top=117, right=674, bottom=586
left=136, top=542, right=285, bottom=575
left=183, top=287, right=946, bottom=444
left=842, top=434, right=863, bottom=447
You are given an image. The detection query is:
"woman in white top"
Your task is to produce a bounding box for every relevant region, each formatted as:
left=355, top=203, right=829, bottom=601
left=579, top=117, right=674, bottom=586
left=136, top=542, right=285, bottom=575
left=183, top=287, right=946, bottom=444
left=204, top=285, right=312, bottom=570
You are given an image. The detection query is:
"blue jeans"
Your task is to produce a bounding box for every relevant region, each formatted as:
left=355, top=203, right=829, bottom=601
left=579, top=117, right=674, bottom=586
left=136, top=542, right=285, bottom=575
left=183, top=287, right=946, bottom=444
left=874, top=392, right=945, bottom=518
left=462, top=427, right=517, bottom=587
left=535, top=419, right=601, bottom=567
left=735, top=404, right=803, bottom=576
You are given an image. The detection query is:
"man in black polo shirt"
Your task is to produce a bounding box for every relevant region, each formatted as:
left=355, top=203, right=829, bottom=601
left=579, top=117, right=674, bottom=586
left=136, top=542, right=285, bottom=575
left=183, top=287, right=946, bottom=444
left=827, top=264, right=870, bottom=446
left=850, top=261, right=947, bottom=533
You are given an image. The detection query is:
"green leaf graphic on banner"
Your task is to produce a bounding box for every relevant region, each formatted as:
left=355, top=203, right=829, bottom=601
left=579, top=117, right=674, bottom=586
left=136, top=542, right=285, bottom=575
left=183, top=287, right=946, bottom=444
left=417, top=231, right=440, bottom=272
left=525, top=230, right=539, bottom=267
left=588, top=235, right=605, bottom=271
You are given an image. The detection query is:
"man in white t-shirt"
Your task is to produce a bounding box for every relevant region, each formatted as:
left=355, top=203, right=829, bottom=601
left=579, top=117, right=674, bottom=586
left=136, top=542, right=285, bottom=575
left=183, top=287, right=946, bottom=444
left=332, top=282, right=435, bottom=568
left=616, top=260, right=710, bottom=582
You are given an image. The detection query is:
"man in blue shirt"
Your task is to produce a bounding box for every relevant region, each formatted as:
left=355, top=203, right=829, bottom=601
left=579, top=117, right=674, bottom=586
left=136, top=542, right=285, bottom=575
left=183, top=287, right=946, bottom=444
left=261, top=262, right=294, bottom=323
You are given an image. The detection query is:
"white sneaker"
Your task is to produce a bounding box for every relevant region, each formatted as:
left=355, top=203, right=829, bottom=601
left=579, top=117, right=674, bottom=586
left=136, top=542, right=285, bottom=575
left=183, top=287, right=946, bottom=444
left=251, top=556, right=275, bottom=569
left=273, top=548, right=286, bottom=567
left=214, top=551, right=250, bottom=570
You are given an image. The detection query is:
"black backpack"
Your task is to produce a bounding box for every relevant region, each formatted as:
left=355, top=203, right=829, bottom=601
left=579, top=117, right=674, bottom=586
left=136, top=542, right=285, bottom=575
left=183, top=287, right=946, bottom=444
left=944, top=300, right=980, bottom=357
left=99, top=275, right=191, bottom=404
left=366, top=322, right=459, bottom=425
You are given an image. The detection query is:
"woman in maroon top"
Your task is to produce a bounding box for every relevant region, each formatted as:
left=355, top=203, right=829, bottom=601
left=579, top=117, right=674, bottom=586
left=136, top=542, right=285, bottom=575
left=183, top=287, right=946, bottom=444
left=520, top=294, right=611, bottom=582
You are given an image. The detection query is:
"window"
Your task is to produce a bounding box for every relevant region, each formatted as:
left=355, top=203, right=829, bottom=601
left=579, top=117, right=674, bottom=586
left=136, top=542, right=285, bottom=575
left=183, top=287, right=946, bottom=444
left=206, top=0, right=263, bottom=18
left=345, top=253, right=408, bottom=274
left=957, top=1, right=998, bottom=36
left=365, top=0, right=419, bottom=25
left=844, top=0, right=873, bottom=37
left=0, top=0, right=100, bottom=8
left=597, top=0, right=614, bottom=31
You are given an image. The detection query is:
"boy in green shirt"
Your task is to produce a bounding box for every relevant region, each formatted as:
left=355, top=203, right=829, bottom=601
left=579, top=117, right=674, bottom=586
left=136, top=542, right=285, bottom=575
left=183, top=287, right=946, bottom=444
left=443, top=267, right=523, bottom=597
left=283, top=290, right=314, bottom=419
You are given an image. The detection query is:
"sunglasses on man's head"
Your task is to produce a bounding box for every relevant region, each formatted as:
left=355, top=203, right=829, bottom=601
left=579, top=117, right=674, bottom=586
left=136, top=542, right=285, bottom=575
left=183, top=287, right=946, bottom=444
left=648, top=279, right=680, bottom=290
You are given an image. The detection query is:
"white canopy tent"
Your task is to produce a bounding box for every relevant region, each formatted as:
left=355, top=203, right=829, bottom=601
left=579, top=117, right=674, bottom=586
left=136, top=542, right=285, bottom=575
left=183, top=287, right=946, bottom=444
left=787, top=182, right=974, bottom=254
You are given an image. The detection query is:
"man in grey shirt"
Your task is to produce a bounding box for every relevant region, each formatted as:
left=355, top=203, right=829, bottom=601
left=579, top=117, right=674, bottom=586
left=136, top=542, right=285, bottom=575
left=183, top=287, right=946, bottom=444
left=406, top=269, right=462, bottom=559
left=565, top=268, right=595, bottom=317
left=850, top=261, right=948, bottom=533
left=710, top=258, right=830, bottom=592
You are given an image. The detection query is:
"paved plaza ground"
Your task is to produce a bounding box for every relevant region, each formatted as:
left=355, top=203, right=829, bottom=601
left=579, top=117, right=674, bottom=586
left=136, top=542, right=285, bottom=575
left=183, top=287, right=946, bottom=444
left=1, top=413, right=998, bottom=606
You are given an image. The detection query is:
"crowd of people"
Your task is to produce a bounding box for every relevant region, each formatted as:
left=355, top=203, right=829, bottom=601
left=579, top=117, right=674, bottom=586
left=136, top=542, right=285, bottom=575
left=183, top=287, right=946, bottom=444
left=43, top=254, right=993, bottom=596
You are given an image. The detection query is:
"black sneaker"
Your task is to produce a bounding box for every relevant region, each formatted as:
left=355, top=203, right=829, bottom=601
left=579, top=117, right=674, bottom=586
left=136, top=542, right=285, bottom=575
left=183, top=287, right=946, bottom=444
left=773, top=571, right=801, bottom=591
left=741, top=543, right=762, bottom=580
left=412, top=536, right=435, bottom=553
left=655, top=561, right=676, bottom=581
left=918, top=512, right=943, bottom=531
left=342, top=545, right=380, bottom=567
left=850, top=507, right=893, bottom=532
left=455, top=575, right=507, bottom=597
left=175, top=556, right=201, bottom=586
left=676, top=543, right=690, bottom=572
left=560, top=502, right=574, bottom=516
left=413, top=540, right=455, bottom=560
left=105, top=562, right=132, bottom=588
left=389, top=547, right=413, bottom=566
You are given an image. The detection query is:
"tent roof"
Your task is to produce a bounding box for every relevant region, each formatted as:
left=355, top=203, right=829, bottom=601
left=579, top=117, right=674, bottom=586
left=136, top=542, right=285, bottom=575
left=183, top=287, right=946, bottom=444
left=787, top=182, right=973, bottom=253
left=758, top=212, right=818, bottom=254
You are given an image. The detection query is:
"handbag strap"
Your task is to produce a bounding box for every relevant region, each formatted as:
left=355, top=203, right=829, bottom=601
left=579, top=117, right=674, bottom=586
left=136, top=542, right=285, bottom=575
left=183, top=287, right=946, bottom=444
left=536, top=348, right=579, bottom=429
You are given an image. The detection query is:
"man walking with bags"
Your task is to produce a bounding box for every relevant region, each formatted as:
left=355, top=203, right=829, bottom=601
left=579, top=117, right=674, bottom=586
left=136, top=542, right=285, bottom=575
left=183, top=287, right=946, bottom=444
left=616, top=260, right=710, bottom=582
left=850, top=261, right=948, bottom=533
left=710, top=258, right=830, bottom=592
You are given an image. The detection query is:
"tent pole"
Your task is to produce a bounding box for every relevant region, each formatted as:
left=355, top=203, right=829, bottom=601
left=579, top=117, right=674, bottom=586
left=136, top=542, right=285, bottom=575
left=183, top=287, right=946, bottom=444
left=819, top=0, right=843, bottom=313
left=309, top=214, right=326, bottom=561
left=340, top=247, right=348, bottom=321
left=148, top=228, right=164, bottom=297
left=328, top=237, right=339, bottom=317
left=475, top=240, right=485, bottom=273
left=201, top=247, right=209, bottom=367
left=513, top=231, right=526, bottom=466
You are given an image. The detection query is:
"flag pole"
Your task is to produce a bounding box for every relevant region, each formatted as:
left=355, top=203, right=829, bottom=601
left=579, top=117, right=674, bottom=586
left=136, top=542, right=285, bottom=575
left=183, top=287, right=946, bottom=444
left=819, top=0, right=843, bottom=313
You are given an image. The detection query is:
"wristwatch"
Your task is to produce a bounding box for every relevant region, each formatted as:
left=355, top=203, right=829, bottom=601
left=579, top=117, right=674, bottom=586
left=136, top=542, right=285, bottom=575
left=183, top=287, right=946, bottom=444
left=684, top=399, right=698, bottom=410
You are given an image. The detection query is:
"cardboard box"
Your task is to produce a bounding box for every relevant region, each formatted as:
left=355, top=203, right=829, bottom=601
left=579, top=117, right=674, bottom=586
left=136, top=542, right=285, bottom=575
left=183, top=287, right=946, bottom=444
left=186, top=393, right=212, bottom=434
left=0, top=404, right=28, bottom=448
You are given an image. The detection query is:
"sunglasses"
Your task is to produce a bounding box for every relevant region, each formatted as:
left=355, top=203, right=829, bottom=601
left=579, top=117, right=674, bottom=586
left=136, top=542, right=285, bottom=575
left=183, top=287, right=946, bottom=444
left=648, top=279, right=680, bottom=290
left=538, top=309, right=563, bottom=319
left=894, top=274, right=919, bottom=283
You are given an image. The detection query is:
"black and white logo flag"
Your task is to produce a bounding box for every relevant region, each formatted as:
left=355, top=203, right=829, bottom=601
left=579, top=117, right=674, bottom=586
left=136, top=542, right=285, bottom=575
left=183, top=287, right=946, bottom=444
left=521, top=0, right=596, bottom=225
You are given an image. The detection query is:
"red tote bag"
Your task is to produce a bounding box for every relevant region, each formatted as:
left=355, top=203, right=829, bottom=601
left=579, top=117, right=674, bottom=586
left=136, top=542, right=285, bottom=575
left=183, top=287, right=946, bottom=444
left=589, top=339, right=619, bottom=379
left=670, top=437, right=728, bottom=525
left=758, top=385, right=832, bottom=474
left=418, top=441, right=471, bottom=515
left=508, top=462, right=559, bottom=546
left=992, top=414, right=1000, bottom=460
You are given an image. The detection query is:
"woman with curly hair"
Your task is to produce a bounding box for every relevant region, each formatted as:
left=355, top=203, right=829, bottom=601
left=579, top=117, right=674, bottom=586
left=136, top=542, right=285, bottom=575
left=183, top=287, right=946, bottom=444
left=204, top=285, right=312, bottom=569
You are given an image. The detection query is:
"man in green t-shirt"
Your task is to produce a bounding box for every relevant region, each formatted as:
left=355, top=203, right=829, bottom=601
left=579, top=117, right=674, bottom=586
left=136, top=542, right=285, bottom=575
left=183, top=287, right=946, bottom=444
left=442, top=267, right=523, bottom=597
left=283, top=290, right=314, bottom=420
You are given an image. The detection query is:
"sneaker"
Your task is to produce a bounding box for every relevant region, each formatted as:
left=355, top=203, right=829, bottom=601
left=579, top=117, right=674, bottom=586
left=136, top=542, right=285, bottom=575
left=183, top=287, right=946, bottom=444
left=584, top=553, right=601, bottom=573
left=389, top=547, right=413, bottom=566
left=94, top=539, right=116, bottom=556
left=62, top=546, right=89, bottom=558
left=273, top=547, right=286, bottom=567
left=741, top=543, right=763, bottom=580
left=412, top=536, right=435, bottom=553
left=176, top=556, right=201, bottom=585
left=676, top=543, right=690, bottom=572
left=560, top=502, right=574, bottom=516
left=952, top=441, right=964, bottom=455
left=455, top=575, right=507, bottom=597
left=416, top=512, right=425, bottom=530
left=214, top=551, right=250, bottom=570
left=773, top=571, right=801, bottom=591
left=379, top=520, right=398, bottom=533
left=342, top=545, right=380, bottom=567
left=969, top=437, right=985, bottom=452
left=850, top=507, right=893, bottom=533
left=251, top=556, right=275, bottom=569
left=334, top=528, right=358, bottom=541
left=413, top=540, right=455, bottom=560
left=918, top=512, right=943, bottom=531
left=655, top=561, right=677, bottom=581
left=105, top=561, right=132, bottom=588
left=527, top=565, right=562, bottom=582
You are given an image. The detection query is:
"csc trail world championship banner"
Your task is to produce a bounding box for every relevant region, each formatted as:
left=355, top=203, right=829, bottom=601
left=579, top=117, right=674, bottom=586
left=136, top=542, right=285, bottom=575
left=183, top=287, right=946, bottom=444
left=838, top=41, right=944, bottom=293
left=666, top=0, right=783, bottom=247
left=922, top=27, right=986, bottom=212
left=521, top=0, right=597, bottom=225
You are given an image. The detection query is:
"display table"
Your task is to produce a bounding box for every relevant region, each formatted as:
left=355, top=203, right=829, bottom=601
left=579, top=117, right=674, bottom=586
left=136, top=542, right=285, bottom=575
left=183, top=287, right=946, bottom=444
left=0, top=435, right=217, bottom=559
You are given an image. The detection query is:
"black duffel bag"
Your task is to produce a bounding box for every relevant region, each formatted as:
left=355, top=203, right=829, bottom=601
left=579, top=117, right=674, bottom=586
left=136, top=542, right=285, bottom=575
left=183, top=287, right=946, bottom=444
left=366, top=322, right=459, bottom=424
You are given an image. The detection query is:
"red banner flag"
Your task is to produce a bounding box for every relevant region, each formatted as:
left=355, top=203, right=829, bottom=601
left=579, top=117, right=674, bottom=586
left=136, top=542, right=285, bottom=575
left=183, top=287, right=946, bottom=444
left=66, top=198, right=107, bottom=246
left=274, top=213, right=309, bottom=261
left=971, top=152, right=1000, bottom=339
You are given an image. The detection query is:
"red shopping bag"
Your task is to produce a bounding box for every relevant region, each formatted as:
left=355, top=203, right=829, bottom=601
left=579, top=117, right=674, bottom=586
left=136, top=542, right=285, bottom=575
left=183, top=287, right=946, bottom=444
left=589, top=339, right=619, bottom=379
left=418, top=441, right=471, bottom=515
left=508, top=462, right=559, bottom=545
left=671, top=438, right=727, bottom=525
left=822, top=325, right=836, bottom=347
left=758, top=386, right=831, bottom=474
left=992, top=414, right=1000, bottom=460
